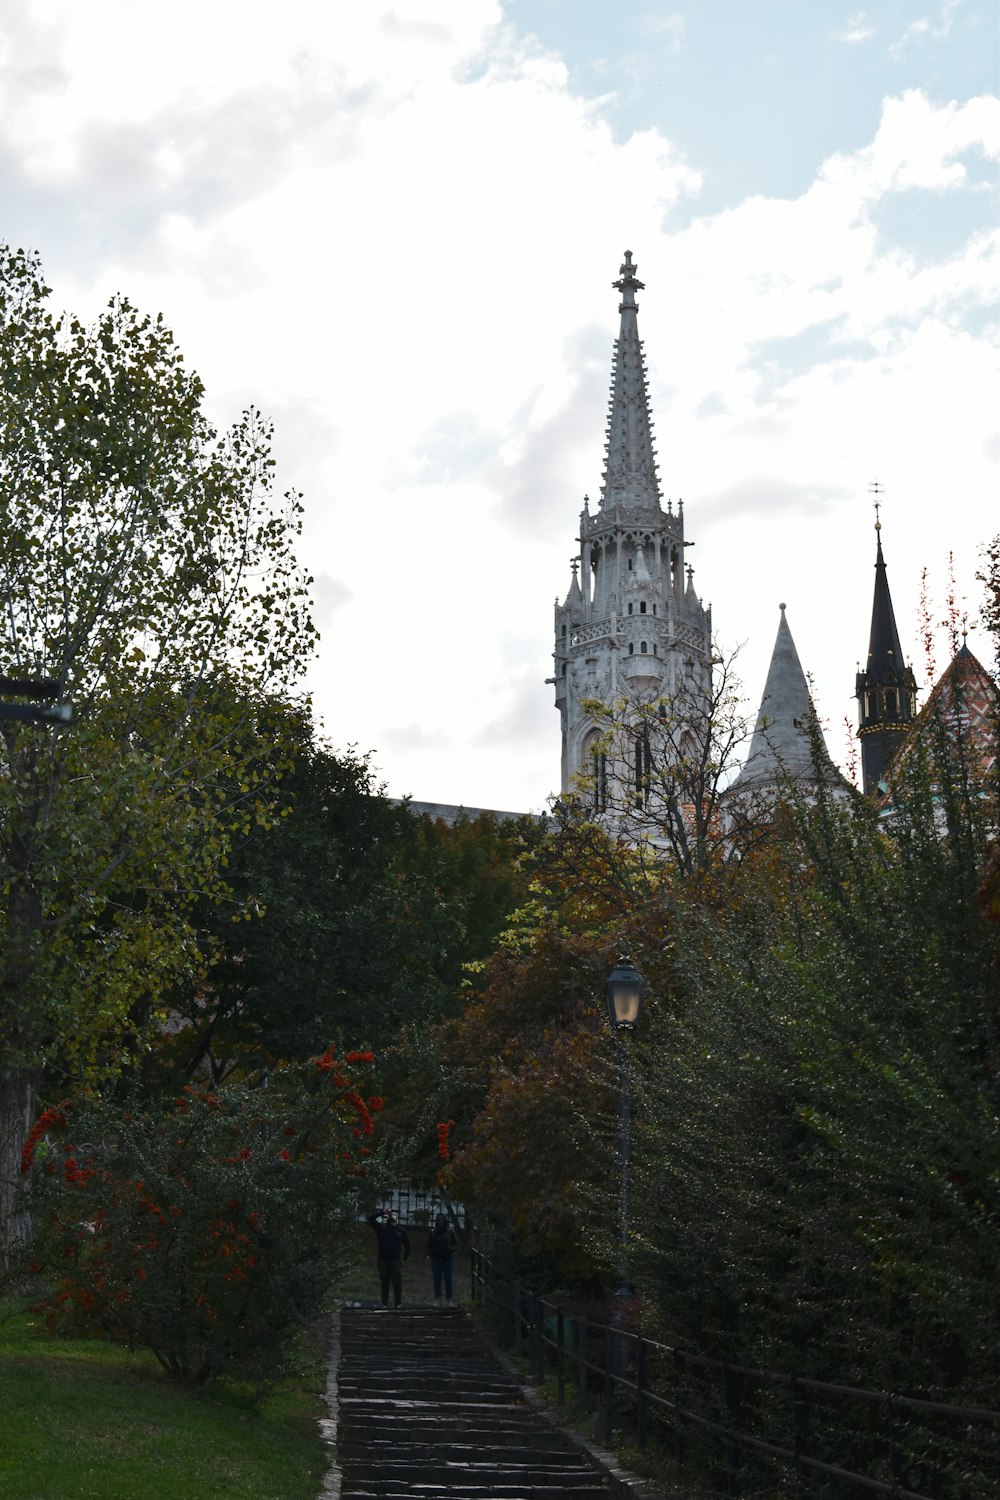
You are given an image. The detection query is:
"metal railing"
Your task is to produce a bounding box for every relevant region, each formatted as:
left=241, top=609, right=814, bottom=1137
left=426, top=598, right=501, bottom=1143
left=374, top=1185, right=466, bottom=1230
left=470, top=1248, right=999, bottom=1499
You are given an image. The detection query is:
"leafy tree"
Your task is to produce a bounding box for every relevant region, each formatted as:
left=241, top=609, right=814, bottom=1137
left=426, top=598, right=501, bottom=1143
left=0, top=248, right=314, bottom=1259
left=148, top=739, right=464, bottom=1082
left=437, top=815, right=673, bottom=1279
left=632, top=692, right=1000, bottom=1408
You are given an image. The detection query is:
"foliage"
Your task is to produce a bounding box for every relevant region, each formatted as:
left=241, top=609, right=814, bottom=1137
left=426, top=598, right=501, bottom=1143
left=17, top=1048, right=385, bottom=1387
left=439, top=584, right=999, bottom=1433
left=632, top=699, right=999, bottom=1406
left=0, top=249, right=314, bottom=1254
left=438, top=817, right=673, bottom=1278
left=151, top=741, right=455, bottom=1080
left=147, top=779, right=546, bottom=1092
left=0, top=247, right=314, bottom=1254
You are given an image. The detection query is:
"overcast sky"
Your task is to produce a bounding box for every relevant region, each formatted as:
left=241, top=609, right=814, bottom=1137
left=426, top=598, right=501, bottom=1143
left=2, top=0, right=997, bottom=811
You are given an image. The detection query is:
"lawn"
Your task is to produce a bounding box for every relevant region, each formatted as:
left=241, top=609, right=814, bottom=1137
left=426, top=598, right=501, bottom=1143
left=0, top=1300, right=328, bottom=1500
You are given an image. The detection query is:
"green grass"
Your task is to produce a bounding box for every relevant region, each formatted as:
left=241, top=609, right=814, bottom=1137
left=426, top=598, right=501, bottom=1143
left=0, top=1300, right=328, bottom=1500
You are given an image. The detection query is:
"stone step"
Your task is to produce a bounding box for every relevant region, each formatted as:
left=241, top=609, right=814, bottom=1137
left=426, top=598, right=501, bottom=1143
left=337, top=1306, right=610, bottom=1498
left=340, top=1433, right=578, bottom=1454
left=341, top=1445, right=598, bottom=1467
left=341, top=1490, right=608, bottom=1500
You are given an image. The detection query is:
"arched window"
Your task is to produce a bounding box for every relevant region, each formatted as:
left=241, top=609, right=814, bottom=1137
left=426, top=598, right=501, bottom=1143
left=627, top=602, right=633, bottom=615
left=640, top=641, right=648, bottom=654
left=634, top=731, right=651, bottom=810
left=584, top=736, right=608, bottom=813
left=628, top=642, right=634, bottom=655
left=640, top=601, right=647, bottom=615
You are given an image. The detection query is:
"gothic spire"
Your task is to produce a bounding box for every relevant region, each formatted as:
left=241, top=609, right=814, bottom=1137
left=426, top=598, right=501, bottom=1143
left=856, top=497, right=917, bottom=795
left=600, top=251, right=661, bottom=516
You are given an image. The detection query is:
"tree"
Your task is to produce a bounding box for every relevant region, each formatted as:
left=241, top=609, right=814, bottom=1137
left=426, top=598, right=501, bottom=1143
left=0, top=248, right=315, bottom=1259
left=148, top=739, right=476, bottom=1082
left=631, top=695, right=999, bottom=1410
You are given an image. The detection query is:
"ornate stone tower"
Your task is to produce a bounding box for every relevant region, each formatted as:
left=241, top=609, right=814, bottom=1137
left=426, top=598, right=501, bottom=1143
left=551, top=252, right=712, bottom=801
left=855, top=496, right=918, bottom=796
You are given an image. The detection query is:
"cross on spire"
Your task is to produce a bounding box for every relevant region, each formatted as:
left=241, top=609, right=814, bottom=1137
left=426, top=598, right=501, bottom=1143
left=869, top=477, right=883, bottom=531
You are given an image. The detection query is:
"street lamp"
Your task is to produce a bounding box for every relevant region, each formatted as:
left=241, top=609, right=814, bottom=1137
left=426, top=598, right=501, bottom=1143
left=606, top=955, right=644, bottom=1291
left=0, top=676, right=72, bottom=725
left=606, top=954, right=644, bottom=1033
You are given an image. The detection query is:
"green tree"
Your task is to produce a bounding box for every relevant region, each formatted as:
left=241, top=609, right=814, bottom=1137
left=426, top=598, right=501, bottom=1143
left=0, top=248, right=315, bottom=1259
left=152, top=740, right=475, bottom=1082
left=633, top=696, right=999, bottom=1409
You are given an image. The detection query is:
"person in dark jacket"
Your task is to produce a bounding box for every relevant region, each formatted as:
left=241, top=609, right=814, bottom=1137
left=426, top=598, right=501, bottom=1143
left=425, top=1213, right=458, bottom=1307
left=368, top=1209, right=410, bottom=1308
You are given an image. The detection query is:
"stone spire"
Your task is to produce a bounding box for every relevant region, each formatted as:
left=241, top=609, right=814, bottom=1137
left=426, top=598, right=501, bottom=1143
left=855, top=499, right=917, bottom=795
left=551, top=251, right=712, bottom=803
left=735, top=605, right=840, bottom=788
left=600, top=251, right=661, bottom=517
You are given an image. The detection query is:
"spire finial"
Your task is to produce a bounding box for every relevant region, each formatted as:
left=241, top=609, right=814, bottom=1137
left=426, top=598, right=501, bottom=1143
left=612, top=249, right=645, bottom=311
left=869, top=477, right=883, bottom=531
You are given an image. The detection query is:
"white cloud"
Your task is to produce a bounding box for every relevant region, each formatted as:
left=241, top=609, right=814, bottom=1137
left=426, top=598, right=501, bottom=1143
left=1, top=3, right=996, bottom=808
left=890, top=0, right=961, bottom=59
left=643, top=12, right=686, bottom=52
left=832, top=11, right=877, bottom=44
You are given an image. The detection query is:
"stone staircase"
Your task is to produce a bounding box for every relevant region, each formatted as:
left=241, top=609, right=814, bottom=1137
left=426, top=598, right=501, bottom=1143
left=337, top=1307, right=611, bottom=1499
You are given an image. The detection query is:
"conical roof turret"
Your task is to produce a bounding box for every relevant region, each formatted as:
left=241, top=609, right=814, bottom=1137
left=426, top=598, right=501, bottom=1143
left=600, top=251, right=661, bottom=517
left=735, top=605, right=840, bottom=787
left=865, top=526, right=909, bottom=683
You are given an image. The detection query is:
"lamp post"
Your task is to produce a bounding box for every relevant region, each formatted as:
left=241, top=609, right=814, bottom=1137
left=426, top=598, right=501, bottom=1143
left=0, top=676, right=72, bottom=725
left=606, top=954, right=644, bottom=1292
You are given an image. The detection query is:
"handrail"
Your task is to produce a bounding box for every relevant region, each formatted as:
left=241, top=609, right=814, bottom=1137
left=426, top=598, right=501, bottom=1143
left=470, top=1247, right=998, bottom=1500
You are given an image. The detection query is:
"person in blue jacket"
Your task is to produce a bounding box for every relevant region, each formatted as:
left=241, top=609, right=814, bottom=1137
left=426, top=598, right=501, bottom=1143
left=368, top=1209, right=410, bottom=1308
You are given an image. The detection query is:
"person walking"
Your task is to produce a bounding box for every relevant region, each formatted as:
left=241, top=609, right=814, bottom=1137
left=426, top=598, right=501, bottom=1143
left=368, top=1208, right=410, bottom=1308
left=426, top=1212, right=458, bottom=1308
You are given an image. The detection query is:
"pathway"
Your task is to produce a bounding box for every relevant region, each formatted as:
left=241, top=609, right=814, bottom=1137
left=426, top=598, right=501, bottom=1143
left=329, top=1306, right=614, bottom=1499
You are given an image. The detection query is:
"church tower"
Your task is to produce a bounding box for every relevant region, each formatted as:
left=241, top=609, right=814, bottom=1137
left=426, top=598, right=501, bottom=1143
left=551, top=252, right=712, bottom=801
left=855, top=495, right=918, bottom=796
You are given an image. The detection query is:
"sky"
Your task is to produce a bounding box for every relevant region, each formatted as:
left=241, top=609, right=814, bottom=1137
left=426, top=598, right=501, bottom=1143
left=1, top=0, right=997, bottom=812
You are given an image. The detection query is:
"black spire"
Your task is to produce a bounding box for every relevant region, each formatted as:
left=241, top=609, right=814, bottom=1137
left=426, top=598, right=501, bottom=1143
left=855, top=491, right=918, bottom=795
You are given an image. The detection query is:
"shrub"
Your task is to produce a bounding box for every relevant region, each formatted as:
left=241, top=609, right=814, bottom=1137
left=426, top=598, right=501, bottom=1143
left=18, top=1048, right=384, bottom=1387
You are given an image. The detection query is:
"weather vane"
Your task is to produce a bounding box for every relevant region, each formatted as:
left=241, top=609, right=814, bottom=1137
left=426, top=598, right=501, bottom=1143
left=868, top=478, right=883, bottom=531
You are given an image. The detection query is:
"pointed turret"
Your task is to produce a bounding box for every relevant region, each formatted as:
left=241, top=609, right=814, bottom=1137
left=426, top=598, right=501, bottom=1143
left=855, top=506, right=917, bottom=796
left=600, top=251, right=661, bottom=517
left=734, top=605, right=841, bottom=789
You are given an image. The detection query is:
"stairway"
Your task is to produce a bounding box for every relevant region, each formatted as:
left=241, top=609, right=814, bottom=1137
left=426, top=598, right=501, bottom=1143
left=337, top=1307, right=610, bottom=1499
